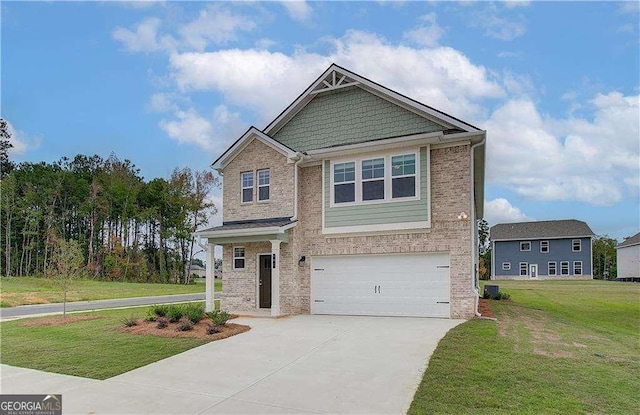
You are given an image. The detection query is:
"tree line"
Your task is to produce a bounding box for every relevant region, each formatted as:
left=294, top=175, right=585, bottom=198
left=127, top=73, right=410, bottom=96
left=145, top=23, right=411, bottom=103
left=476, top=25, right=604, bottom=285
left=0, top=118, right=218, bottom=283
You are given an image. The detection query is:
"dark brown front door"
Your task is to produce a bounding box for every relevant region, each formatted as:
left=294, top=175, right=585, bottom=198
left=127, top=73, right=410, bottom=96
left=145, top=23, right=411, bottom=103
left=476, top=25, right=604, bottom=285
left=259, top=255, right=272, bottom=308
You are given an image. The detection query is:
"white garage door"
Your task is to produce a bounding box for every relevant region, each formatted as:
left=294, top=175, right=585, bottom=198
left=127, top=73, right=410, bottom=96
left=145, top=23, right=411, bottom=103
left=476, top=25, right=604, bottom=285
left=311, top=253, right=450, bottom=318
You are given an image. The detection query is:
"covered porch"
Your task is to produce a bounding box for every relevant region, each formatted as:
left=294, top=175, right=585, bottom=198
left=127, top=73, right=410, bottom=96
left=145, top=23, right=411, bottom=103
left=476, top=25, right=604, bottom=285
left=195, top=218, right=297, bottom=317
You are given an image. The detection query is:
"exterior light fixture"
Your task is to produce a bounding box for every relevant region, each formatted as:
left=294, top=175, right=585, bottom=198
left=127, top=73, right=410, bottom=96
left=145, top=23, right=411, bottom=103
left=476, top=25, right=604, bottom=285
left=457, top=212, right=468, bottom=220
left=298, top=256, right=306, bottom=267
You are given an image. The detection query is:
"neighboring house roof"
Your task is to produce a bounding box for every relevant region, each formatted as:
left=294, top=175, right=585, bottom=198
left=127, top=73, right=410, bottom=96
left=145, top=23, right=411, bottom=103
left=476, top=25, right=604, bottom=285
left=490, top=220, right=594, bottom=241
left=617, top=232, right=640, bottom=248
left=189, top=264, right=205, bottom=271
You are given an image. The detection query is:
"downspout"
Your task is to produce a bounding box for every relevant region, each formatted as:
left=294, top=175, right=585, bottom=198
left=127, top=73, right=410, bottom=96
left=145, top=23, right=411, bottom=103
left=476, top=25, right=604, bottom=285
left=290, top=153, right=305, bottom=221
left=470, top=136, right=486, bottom=317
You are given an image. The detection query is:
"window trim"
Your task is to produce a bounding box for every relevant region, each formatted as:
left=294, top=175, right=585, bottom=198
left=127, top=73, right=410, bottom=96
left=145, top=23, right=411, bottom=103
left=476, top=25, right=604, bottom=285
left=540, top=240, right=549, bottom=253
left=361, top=157, right=385, bottom=201
left=502, top=262, right=511, bottom=271
left=520, top=241, right=531, bottom=252
left=233, top=246, right=246, bottom=270
left=548, top=261, right=557, bottom=276
left=390, top=153, right=418, bottom=200
left=519, top=262, right=528, bottom=276
left=257, top=168, right=270, bottom=203
left=573, top=261, right=583, bottom=275
left=329, top=149, right=420, bottom=207
left=572, top=239, right=581, bottom=252
left=560, top=261, right=569, bottom=276
left=241, top=171, right=254, bottom=204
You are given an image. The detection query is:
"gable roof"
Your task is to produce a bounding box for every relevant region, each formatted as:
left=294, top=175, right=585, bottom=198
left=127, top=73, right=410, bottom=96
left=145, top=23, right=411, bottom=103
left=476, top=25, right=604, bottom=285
left=618, top=232, right=640, bottom=248
left=263, top=64, right=482, bottom=137
left=211, top=127, right=297, bottom=172
left=490, top=219, right=594, bottom=241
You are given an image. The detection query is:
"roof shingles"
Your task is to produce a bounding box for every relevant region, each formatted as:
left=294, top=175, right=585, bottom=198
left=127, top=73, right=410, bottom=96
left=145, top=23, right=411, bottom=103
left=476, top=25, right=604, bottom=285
left=490, top=219, right=594, bottom=241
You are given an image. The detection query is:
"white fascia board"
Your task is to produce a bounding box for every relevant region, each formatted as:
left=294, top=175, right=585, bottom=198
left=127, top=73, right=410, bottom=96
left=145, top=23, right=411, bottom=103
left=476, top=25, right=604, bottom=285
left=322, top=221, right=430, bottom=235
left=304, top=131, right=443, bottom=161
left=194, top=222, right=297, bottom=239
left=212, top=127, right=297, bottom=171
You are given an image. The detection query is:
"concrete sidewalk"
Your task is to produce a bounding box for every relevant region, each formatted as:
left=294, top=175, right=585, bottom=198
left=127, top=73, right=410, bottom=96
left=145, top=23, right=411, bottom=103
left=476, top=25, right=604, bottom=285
left=1, top=315, right=463, bottom=414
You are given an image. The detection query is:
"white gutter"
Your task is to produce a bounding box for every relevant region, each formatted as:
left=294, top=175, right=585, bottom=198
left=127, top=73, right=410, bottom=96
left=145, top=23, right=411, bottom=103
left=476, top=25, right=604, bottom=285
left=290, top=153, right=305, bottom=221
left=470, top=135, right=486, bottom=317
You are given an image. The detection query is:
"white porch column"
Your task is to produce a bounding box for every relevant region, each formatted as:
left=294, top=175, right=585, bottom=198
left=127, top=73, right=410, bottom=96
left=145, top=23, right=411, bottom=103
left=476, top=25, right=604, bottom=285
left=270, top=240, right=281, bottom=317
left=205, top=242, right=215, bottom=312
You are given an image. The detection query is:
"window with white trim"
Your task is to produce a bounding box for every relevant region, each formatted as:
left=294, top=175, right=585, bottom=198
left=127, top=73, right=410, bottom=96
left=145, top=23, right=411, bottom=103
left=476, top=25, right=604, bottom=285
left=391, top=154, right=416, bottom=198
left=241, top=172, right=253, bottom=203
left=520, top=241, right=531, bottom=251
left=333, top=162, right=356, bottom=203
left=257, top=169, right=270, bottom=202
left=548, top=262, right=557, bottom=276
left=361, top=158, right=385, bottom=201
left=233, top=247, right=245, bottom=269
left=572, top=239, right=581, bottom=252
left=502, top=262, right=511, bottom=271
left=574, top=261, right=583, bottom=275
left=520, top=262, right=528, bottom=276
left=540, top=240, right=549, bottom=253
left=561, top=261, right=569, bottom=275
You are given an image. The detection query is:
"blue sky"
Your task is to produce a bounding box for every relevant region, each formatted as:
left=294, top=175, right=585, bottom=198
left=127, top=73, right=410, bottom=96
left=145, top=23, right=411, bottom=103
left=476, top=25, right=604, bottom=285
left=2, top=1, right=639, bottom=240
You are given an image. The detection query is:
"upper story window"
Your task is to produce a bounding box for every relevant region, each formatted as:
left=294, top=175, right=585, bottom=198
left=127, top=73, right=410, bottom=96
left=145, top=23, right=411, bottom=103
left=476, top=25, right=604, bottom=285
left=257, top=169, right=270, bottom=202
left=540, top=240, right=549, bottom=253
left=331, top=151, right=419, bottom=206
left=241, top=172, right=254, bottom=203
left=233, top=247, right=245, bottom=270
left=572, top=239, right=581, bottom=252
left=520, top=241, right=531, bottom=251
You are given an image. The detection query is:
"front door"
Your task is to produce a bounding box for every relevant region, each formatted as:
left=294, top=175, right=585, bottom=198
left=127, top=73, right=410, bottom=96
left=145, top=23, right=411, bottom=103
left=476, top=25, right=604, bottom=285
left=529, top=264, right=538, bottom=279
left=259, top=254, right=272, bottom=308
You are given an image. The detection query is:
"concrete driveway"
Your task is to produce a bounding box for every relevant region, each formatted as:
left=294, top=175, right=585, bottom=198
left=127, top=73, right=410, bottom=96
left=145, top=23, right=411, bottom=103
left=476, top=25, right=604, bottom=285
left=1, top=315, right=463, bottom=414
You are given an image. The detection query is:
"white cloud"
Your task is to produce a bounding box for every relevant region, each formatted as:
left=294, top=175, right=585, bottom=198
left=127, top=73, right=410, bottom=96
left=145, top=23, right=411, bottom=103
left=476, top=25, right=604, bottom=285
left=474, top=4, right=527, bottom=40
left=168, top=30, right=504, bottom=123
left=112, top=17, right=176, bottom=53
left=281, top=1, right=313, bottom=22
left=485, top=198, right=534, bottom=225
left=179, top=5, right=257, bottom=51
left=4, top=121, right=39, bottom=156
left=147, top=93, right=178, bottom=113
left=403, top=13, right=445, bottom=47
left=159, top=105, right=245, bottom=151
left=503, top=0, right=530, bottom=9
left=618, top=2, right=640, bottom=15
left=497, top=51, right=521, bottom=58
left=484, top=92, right=640, bottom=205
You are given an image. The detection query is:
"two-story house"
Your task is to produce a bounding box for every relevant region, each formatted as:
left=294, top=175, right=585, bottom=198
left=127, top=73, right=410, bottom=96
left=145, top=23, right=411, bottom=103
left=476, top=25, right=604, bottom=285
left=195, top=64, right=486, bottom=319
left=490, top=219, right=594, bottom=280
left=616, top=232, right=640, bottom=281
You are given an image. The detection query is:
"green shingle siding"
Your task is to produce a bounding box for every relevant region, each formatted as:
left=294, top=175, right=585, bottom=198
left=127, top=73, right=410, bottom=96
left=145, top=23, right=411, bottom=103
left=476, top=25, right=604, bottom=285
left=324, top=148, right=429, bottom=227
left=273, top=87, right=446, bottom=152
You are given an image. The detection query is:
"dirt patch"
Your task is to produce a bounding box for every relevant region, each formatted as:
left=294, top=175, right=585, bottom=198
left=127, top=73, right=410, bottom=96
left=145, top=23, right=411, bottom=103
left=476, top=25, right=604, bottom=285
left=119, top=318, right=250, bottom=340
left=21, top=315, right=102, bottom=327
left=477, top=298, right=496, bottom=318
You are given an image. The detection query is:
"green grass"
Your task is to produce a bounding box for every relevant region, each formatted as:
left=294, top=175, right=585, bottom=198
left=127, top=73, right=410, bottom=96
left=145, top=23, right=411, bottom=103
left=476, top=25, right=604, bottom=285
left=409, top=280, right=640, bottom=414
left=0, top=277, right=222, bottom=307
left=0, top=306, right=213, bottom=379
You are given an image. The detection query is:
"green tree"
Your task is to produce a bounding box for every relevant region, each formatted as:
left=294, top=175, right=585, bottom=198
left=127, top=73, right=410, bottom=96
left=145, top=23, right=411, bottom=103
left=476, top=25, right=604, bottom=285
left=46, top=235, right=86, bottom=316
left=592, top=235, right=618, bottom=279
left=0, top=118, right=14, bottom=178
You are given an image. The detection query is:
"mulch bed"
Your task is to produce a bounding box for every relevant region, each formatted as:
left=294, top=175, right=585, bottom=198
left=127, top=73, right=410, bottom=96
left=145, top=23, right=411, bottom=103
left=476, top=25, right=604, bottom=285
left=21, top=315, right=103, bottom=327
left=477, top=298, right=496, bottom=319
left=118, top=318, right=250, bottom=341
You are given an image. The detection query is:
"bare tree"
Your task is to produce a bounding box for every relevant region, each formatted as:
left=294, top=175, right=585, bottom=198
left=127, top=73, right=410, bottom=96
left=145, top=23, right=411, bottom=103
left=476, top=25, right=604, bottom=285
left=46, top=234, right=86, bottom=316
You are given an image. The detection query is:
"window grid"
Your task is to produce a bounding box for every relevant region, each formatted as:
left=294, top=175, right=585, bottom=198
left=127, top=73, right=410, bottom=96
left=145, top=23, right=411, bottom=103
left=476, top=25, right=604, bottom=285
left=502, top=262, right=511, bottom=271
left=257, top=169, right=270, bottom=201
left=233, top=247, right=245, bottom=270
left=520, top=241, right=531, bottom=251
left=391, top=154, right=417, bottom=199
left=333, top=162, right=356, bottom=204
left=540, top=240, right=549, bottom=253
left=548, top=261, right=557, bottom=276
left=574, top=261, right=583, bottom=275
left=561, top=261, right=569, bottom=275
left=520, top=262, right=528, bottom=276
left=241, top=172, right=254, bottom=203
left=361, top=158, right=385, bottom=201
left=572, top=239, right=581, bottom=252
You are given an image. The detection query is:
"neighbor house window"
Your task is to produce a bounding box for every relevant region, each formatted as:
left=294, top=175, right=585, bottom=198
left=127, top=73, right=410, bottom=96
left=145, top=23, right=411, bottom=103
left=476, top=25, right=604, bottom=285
left=561, top=261, right=569, bottom=275
left=241, top=172, right=254, bottom=203
left=233, top=247, right=245, bottom=269
left=548, top=262, right=557, bottom=276
left=391, top=154, right=416, bottom=198
left=540, top=241, right=549, bottom=253
left=520, top=241, right=531, bottom=251
left=333, top=162, right=356, bottom=203
left=520, top=262, right=528, bottom=276
left=572, top=239, right=581, bottom=252
left=257, top=169, right=270, bottom=202
left=361, top=158, right=385, bottom=201
left=574, top=261, right=583, bottom=275
left=502, top=262, right=511, bottom=271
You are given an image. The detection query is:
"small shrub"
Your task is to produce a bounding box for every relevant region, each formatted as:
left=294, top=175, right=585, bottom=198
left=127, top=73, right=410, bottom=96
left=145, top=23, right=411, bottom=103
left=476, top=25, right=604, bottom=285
left=206, top=310, right=231, bottom=326
left=167, top=305, right=184, bottom=323
left=183, top=303, right=205, bottom=324
left=152, top=304, right=169, bottom=317
left=156, top=317, right=169, bottom=329
left=121, top=315, right=138, bottom=327
left=206, top=324, right=220, bottom=335
left=176, top=321, right=194, bottom=331
left=483, top=290, right=511, bottom=300
left=145, top=308, right=157, bottom=322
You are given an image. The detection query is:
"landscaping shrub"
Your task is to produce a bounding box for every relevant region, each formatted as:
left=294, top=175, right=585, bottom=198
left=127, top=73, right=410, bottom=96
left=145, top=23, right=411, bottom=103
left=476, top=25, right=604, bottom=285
left=206, top=324, right=220, bottom=335
left=207, top=310, right=231, bottom=326
left=121, top=315, right=138, bottom=327
left=152, top=304, right=169, bottom=317
left=166, top=305, right=184, bottom=323
left=156, top=317, right=169, bottom=329
left=145, top=308, right=157, bottom=322
left=483, top=290, right=511, bottom=300
left=183, top=303, right=205, bottom=324
left=176, top=321, right=194, bottom=331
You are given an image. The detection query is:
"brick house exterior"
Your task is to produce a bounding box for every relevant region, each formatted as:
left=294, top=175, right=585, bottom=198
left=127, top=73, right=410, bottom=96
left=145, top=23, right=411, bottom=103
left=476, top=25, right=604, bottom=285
left=196, top=65, right=486, bottom=319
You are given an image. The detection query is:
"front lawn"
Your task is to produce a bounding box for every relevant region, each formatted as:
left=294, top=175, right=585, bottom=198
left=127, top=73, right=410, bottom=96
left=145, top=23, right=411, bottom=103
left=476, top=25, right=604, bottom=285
left=409, top=280, right=640, bottom=414
left=0, top=277, right=221, bottom=307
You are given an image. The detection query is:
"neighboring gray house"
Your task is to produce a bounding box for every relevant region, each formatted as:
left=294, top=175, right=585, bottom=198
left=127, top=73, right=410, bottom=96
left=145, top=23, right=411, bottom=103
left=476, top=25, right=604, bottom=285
left=490, top=220, right=594, bottom=280
left=616, top=232, right=640, bottom=281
